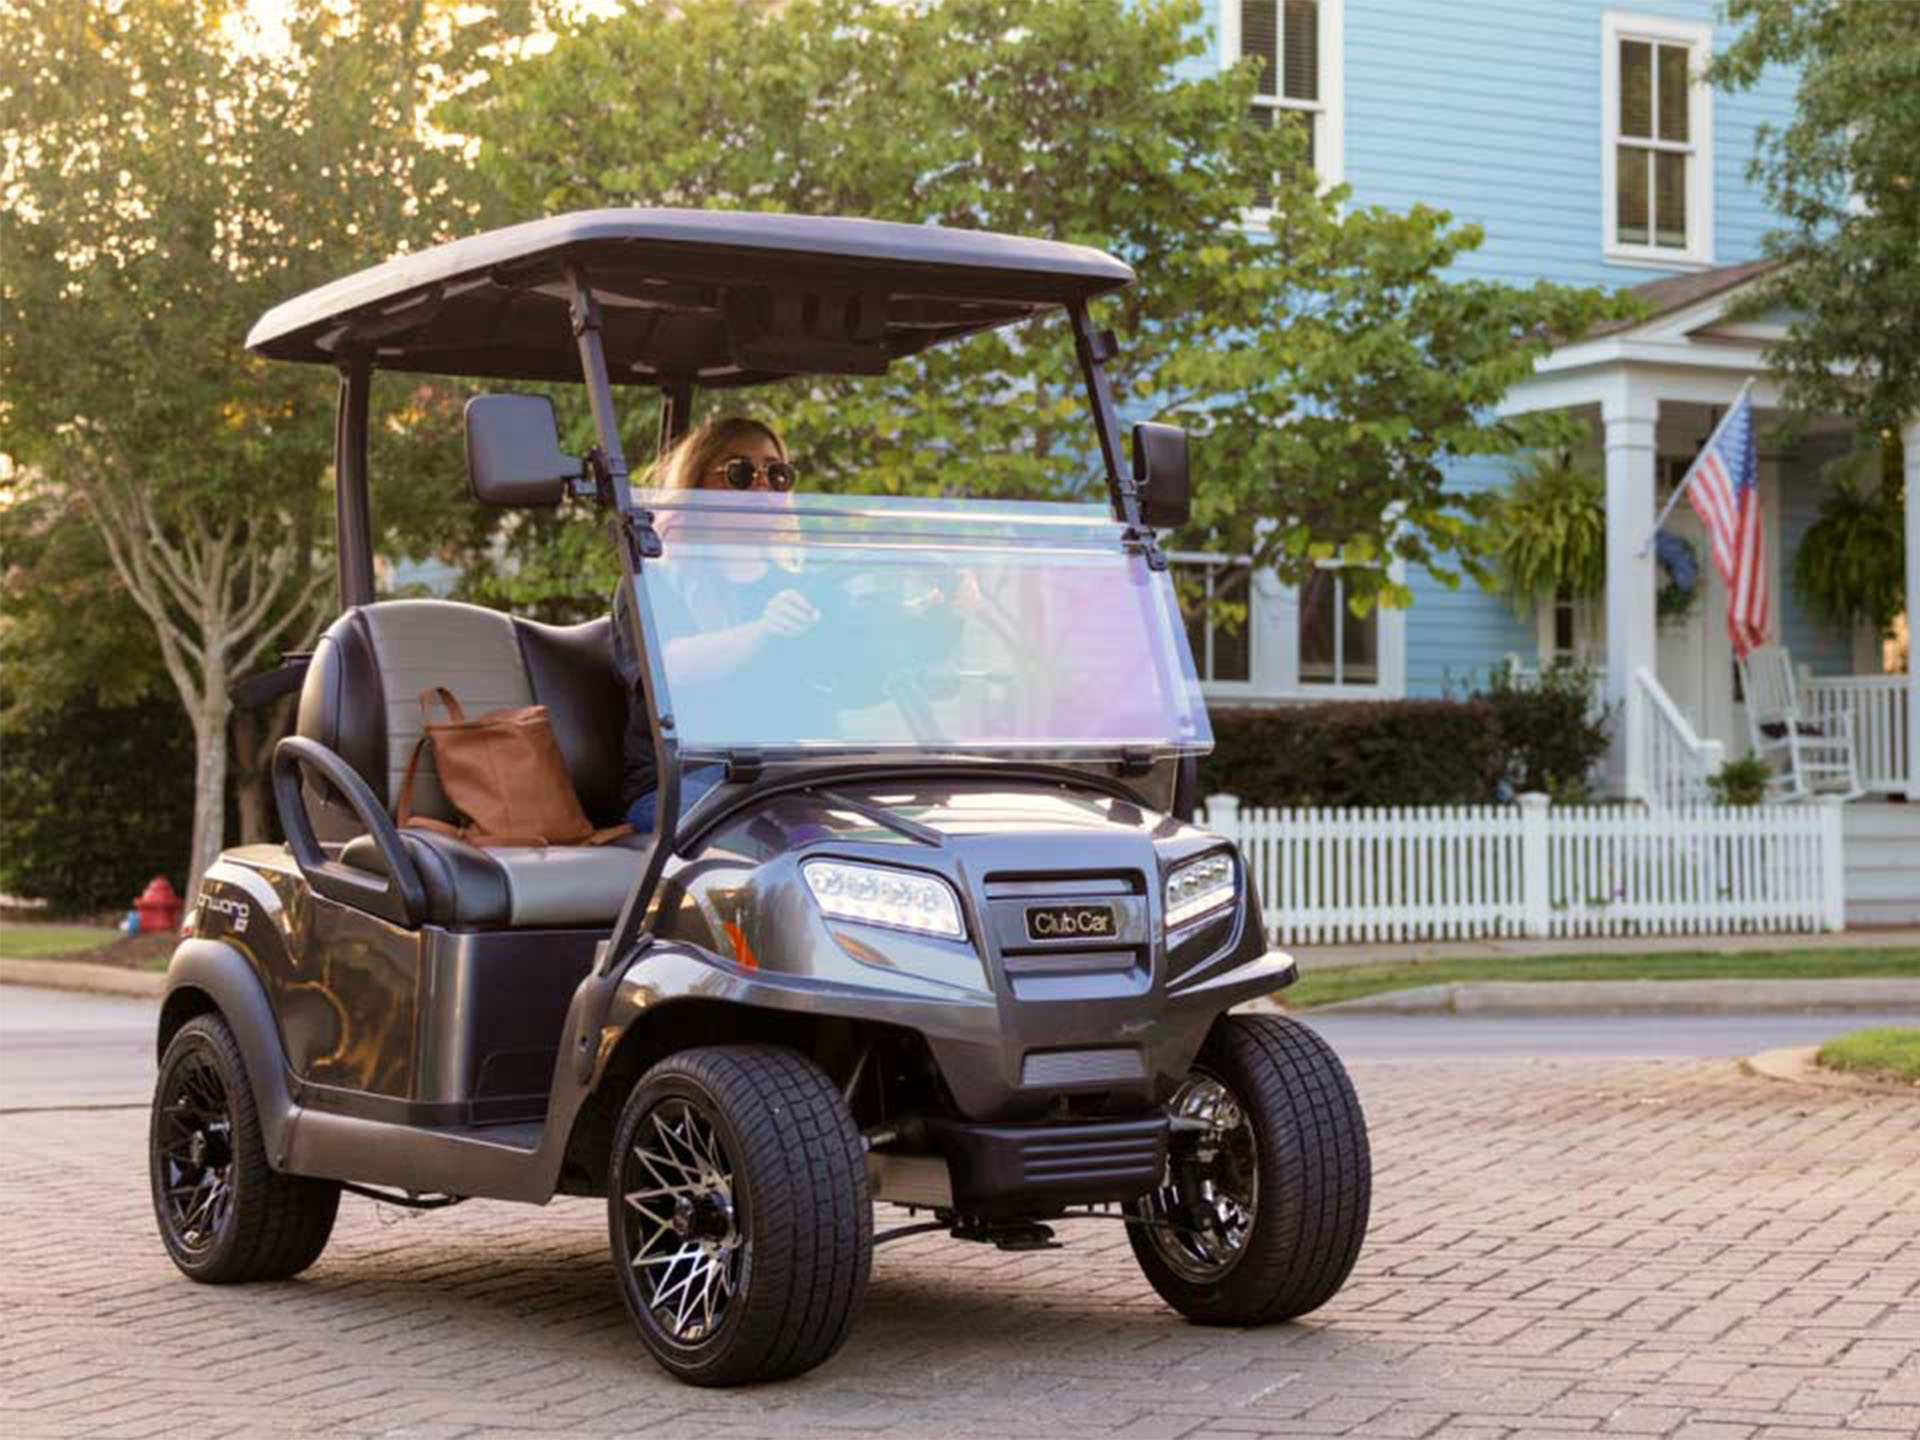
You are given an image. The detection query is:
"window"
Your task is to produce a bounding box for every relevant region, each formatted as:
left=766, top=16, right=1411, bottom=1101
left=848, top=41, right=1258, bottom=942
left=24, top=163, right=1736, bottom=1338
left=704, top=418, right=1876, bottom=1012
left=1297, top=566, right=1377, bottom=687
left=1224, top=0, right=1343, bottom=194
left=1176, top=556, right=1254, bottom=684
left=1602, top=14, right=1713, bottom=267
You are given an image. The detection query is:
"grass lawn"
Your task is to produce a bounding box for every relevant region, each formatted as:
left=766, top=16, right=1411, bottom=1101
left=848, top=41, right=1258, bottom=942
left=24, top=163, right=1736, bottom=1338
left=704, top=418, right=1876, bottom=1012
left=1283, top=948, right=1920, bottom=1009
left=1816, top=1027, right=1920, bottom=1085
left=0, top=923, right=121, bottom=959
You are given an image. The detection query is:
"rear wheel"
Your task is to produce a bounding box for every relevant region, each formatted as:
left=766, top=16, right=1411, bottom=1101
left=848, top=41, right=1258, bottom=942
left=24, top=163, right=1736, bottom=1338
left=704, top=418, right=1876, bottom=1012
left=607, top=1045, right=871, bottom=1386
left=149, top=1014, right=339, bottom=1283
left=1129, top=1014, right=1370, bottom=1324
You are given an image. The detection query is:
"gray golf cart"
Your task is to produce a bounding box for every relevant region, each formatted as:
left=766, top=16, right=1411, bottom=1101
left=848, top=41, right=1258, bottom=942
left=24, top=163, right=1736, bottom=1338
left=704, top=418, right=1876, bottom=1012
left=150, top=210, right=1371, bottom=1386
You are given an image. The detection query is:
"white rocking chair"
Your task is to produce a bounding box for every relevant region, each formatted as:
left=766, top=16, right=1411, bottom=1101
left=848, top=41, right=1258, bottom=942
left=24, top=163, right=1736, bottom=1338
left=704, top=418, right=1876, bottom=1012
left=1739, top=645, right=1863, bottom=801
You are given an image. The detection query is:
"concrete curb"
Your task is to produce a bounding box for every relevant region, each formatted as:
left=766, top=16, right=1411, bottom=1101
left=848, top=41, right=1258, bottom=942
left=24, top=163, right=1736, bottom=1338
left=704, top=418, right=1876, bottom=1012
left=0, top=958, right=164, bottom=999
left=1745, top=1044, right=1919, bottom=1096
left=1294, top=928, right=1920, bottom=971
left=1316, top=977, right=1920, bottom=1015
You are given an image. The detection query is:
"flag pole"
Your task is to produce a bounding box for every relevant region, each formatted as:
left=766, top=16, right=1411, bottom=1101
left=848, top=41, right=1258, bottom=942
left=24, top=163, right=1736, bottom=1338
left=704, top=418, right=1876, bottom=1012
left=1636, top=375, right=1757, bottom=558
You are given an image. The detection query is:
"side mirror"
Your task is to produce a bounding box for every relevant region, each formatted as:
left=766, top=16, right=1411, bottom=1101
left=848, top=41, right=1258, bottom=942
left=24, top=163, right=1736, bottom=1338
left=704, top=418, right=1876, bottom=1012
left=1132, top=421, right=1191, bottom=530
left=465, top=394, right=577, bottom=507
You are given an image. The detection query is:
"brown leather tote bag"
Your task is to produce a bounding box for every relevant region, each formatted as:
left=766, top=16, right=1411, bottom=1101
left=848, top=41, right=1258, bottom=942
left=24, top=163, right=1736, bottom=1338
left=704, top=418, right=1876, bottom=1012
left=395, top=688, right=630, bottom=848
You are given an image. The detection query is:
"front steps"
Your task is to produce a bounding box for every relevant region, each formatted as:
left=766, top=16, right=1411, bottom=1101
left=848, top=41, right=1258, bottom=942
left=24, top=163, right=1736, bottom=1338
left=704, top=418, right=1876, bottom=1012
left=1844, top=802, right=1920, bottom=927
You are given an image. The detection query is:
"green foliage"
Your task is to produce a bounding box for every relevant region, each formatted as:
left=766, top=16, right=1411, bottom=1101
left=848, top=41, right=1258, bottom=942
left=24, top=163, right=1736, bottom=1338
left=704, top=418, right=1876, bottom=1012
left=445, top=0, right=1628, bottom=610
left=1711, top=1, right=1920, bottom=433
left=1816, top=1027, right=1920, bottom=1084
left=1792, top=443, right=1907, bottom=635
left=1486, top=451, right=1607, bottom=617
left=1472, top=662, right=1612, bottom=803
left=1198, top=702, right=1508, bottom=807
left=1707, top=755, right=1772, bottom=807
left=0, top=688, right=196, bottom=915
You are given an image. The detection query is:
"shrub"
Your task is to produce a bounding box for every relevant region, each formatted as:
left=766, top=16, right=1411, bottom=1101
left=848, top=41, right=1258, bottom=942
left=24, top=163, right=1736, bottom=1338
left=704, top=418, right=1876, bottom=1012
left=1707, top=755, right=1771, bottom=806
left=1472, top=662, right=1612, bottom=802
left=0, top=690, right=195, bottom=915
left=1199, top=700, right=1507, bottom=807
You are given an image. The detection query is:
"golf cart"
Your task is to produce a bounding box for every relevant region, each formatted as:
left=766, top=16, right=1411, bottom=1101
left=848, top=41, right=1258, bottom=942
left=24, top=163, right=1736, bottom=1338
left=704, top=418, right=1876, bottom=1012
left=151, top=210, right=1371, bottom=1386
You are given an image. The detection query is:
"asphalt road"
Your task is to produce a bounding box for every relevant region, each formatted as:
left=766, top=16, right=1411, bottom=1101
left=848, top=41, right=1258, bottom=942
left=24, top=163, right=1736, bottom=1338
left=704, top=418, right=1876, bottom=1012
left=2, top=983, right=1912, bottom=1112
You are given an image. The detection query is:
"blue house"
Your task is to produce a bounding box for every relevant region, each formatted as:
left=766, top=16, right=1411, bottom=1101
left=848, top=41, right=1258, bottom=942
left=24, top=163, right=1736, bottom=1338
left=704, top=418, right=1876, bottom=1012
left=1178, top=0, right=1917, bottom=839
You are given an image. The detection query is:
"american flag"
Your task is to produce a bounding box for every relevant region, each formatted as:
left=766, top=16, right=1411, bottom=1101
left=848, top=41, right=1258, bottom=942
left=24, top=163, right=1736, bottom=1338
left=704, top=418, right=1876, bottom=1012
left=1680, top=389, right=1768, bottom=656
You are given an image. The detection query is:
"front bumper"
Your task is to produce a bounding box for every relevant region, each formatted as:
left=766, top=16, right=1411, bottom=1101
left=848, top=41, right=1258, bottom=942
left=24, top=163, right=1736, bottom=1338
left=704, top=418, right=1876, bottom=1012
left=871, top=1113, right=1172, bottom=1216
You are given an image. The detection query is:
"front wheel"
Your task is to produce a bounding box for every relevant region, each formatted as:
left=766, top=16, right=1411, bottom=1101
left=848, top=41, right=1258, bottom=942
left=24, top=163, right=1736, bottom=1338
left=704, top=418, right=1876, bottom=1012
left=1129, top=1014, right=1370, bottom=1324
left=608, top=1046, right=872, bottom=1386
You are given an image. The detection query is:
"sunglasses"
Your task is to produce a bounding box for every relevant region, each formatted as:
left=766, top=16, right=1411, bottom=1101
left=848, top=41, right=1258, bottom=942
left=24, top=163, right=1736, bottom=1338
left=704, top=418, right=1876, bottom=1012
left=715, top=457, right=797, bottom=492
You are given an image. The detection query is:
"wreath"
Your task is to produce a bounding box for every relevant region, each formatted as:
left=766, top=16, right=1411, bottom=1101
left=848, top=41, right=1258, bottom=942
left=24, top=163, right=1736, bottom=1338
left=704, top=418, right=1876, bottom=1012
left=1655, top=531, right=1701, bottom=624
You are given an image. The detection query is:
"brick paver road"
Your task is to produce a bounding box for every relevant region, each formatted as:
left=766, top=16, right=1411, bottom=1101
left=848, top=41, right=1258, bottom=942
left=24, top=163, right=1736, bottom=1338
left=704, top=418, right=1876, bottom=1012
left=2, top=1057, right=1916, bottom=1440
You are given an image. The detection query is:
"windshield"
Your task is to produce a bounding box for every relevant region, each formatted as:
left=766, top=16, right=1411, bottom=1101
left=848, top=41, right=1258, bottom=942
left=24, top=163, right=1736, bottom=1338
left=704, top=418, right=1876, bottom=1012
left=629, top=489, right=1210, bottom=763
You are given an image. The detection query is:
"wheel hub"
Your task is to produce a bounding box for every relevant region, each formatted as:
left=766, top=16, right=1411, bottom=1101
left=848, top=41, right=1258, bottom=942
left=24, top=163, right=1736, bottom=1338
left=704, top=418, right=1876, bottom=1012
left=671, top=1189, right=734, bottom=1243
left=1135, top=1070, right=1259, bottom=1284
left=620, top=1099, right=744, bottom=1344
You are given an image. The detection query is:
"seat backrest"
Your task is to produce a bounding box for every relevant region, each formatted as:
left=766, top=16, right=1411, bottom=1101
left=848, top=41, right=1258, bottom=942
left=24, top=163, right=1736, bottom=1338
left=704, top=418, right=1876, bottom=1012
left=1740, top=645, right=1799, bottom=733
left=296, top=599, right=627, bottom=843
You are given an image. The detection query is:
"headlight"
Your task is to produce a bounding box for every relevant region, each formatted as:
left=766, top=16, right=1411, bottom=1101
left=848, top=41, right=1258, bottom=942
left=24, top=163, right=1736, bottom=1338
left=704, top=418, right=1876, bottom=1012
left=803, top=860, right=966, bottom=940
left=1165, top=852, right=1236, bottom=929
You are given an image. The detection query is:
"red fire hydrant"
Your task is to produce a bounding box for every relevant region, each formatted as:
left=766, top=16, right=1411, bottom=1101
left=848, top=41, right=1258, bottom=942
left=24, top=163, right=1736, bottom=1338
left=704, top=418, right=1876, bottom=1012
left=134, top=876, right=183, bottom=934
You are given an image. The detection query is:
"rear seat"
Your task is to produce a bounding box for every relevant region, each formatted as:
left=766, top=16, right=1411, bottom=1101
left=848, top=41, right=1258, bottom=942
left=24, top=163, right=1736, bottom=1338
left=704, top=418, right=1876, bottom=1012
left=296, top=599, right=645, bottom=929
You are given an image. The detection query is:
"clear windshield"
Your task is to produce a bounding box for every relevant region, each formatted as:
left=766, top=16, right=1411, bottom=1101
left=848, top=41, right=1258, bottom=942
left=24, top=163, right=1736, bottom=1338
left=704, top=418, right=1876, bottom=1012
left=629, top=489, right=1211, bottom=763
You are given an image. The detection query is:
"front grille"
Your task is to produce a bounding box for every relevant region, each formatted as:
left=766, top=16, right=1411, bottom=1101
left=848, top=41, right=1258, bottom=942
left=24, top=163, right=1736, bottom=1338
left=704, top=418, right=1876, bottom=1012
left=1020, top=1047, right=1146, bottom=1088
left=983, top=872, right=1150, bottom=996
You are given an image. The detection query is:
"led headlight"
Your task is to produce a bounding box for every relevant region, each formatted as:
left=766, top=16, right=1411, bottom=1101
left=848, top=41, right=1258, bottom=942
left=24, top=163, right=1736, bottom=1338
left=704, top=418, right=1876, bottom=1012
left=1165, top=852, right=1237, bottom=929
left=802, top=860, right=966, bottom=940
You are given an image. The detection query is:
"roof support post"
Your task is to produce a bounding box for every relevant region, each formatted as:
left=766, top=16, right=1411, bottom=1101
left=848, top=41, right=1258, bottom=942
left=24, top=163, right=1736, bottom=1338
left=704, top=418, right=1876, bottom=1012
left=1067, top=300, right=1138, bottom=525
left=562, top=264, right=679, bottom=1007
left=333, top=355, right=376, bottom=610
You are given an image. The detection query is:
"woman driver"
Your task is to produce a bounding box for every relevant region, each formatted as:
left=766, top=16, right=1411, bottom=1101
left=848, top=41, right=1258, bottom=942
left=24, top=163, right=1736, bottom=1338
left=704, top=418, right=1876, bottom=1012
left=610, top=415, right=818, bottom=832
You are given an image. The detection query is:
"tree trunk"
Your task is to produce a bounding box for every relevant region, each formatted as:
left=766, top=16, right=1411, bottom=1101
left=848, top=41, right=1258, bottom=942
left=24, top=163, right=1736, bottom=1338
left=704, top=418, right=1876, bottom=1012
left=188, top=700, right=231, bottom=899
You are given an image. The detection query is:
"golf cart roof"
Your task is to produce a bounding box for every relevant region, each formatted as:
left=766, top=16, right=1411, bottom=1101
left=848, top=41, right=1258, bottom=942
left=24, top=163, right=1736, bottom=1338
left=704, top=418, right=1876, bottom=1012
left=245, top=209, right=1135, bottom=388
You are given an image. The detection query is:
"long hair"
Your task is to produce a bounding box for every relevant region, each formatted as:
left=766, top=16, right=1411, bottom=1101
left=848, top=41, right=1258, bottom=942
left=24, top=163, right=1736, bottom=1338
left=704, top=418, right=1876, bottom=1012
left=647, top=415, right=787, bottom=490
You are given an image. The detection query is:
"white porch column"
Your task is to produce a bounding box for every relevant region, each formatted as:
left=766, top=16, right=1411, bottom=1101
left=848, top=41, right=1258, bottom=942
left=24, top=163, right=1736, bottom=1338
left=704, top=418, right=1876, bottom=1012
left=1603, top=383, right=1660, bottom=800
left=1904, top=418, right=1919, bottom=802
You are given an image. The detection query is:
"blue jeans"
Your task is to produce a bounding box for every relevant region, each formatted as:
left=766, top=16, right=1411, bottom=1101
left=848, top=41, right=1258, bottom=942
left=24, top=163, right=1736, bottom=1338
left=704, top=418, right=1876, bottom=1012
left=625, top=763, right=726, bottom=831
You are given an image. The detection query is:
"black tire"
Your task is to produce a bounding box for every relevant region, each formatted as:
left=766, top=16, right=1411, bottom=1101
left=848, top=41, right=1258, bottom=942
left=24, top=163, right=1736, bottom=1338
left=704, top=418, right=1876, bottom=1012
left=607, top=1045, right=872, bottom=1386
left=1129, top=1013, right=1369, bottom=1325
left=149, top=1014, right=339, bottom=1283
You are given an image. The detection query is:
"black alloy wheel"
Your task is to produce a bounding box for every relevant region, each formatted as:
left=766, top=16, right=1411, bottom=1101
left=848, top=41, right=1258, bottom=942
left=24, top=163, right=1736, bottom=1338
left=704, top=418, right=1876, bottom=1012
left=1128, top=1014, right=1371, bottom=1325
left=149, top=1014, right=339, bottom=1283
left=608, top=1046, right=871, bottom=1386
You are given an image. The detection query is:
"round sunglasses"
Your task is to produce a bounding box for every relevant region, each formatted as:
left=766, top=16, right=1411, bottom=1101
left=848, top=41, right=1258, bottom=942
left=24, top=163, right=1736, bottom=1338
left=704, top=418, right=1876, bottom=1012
left=714, top=457, right=797, bottom=492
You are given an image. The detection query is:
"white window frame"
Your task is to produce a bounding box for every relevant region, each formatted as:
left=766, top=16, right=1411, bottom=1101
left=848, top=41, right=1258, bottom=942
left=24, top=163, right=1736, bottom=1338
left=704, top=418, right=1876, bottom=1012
left=1172, top=547, right=1405, bottom=703
left=1294, top=559, right=1391, bottom=695
left=1601, top=12, right=1714, bottom=269
left=1221, top=0, right=1345, bottom=201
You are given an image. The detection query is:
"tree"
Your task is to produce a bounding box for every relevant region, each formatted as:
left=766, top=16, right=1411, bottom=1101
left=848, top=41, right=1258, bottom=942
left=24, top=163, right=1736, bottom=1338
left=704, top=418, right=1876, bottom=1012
left=444, top=0, right=1625, bottom=615
left=0, top=0, right=525, bottom=894
left=1711, top=0, right=1920, bottom=436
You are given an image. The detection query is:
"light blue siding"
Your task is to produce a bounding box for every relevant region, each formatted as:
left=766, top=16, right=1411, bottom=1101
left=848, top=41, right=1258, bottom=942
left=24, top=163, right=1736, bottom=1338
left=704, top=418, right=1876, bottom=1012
left=1402, top=455, right=1535, bottom=697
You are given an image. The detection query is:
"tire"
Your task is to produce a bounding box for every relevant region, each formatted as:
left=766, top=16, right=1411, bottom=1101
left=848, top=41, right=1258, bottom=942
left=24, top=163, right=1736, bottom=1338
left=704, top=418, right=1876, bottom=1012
left=607, top=1045, right=872, bottom=1386
left=149, top=1014, right=339, bottom=1283
left=1129, top=1013, right=1369, bottom=1325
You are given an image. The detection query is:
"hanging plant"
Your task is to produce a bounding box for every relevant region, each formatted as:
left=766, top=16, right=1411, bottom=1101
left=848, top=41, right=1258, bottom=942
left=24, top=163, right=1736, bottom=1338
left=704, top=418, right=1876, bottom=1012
left=1793, top=440, right=1906, bottom=636
left=1655, top=531, right=1701, bottom=624
left=1488, top=449, right=1607, bottom=616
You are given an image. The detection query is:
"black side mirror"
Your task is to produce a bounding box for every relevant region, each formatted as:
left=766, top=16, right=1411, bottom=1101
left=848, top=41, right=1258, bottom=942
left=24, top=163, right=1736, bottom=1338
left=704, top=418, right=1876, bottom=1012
left=465, top=394, right=577, bottom=507
left=1132, top=421, right=1191, bottom=530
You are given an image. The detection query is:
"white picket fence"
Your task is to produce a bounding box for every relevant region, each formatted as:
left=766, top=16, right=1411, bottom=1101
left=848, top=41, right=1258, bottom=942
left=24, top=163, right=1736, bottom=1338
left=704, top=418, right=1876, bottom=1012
left=1801, top=675, right=1910, bottom=796
left=1201, top=793, right=1846, bottom=945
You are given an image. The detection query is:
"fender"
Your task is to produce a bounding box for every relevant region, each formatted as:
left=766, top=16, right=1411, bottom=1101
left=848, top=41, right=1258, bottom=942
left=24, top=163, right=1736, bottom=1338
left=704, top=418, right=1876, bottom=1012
left=159, top=939, right=300, bottom=1171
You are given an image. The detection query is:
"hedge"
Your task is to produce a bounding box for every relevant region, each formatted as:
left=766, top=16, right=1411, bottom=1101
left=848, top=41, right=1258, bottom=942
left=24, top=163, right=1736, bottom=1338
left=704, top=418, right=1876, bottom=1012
left=1198, top=700, right=1509, bottom=807
left=0, top=690, right=195, bottom=915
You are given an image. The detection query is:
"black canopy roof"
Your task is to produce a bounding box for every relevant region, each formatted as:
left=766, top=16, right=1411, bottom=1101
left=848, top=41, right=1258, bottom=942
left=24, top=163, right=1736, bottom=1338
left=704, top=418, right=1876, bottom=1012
left=245, top=209, right=1135, bottom=388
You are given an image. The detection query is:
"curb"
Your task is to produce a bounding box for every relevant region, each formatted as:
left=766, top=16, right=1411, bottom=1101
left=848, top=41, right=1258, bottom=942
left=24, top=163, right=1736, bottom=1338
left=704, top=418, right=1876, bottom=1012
left=0, top=958, right=165, bottom=998
left=1745, top=1044, right=1919, bottom=1096
left=1315, top=977, right=1920, bottom=1015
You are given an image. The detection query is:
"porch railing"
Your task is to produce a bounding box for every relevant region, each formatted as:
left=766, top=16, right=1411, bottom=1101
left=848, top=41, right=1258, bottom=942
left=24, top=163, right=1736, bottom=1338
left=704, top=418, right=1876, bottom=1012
left=1801, top=674, right=1910, bottom=795
left=1201, top=793, right=1845, bottom=945
left=1632, top=667, right=1723, bottom=809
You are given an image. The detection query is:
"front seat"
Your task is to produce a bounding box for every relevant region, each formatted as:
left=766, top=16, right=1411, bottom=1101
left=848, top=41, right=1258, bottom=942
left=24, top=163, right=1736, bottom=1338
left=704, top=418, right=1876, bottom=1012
left=295, top=598, right=644, bottom=929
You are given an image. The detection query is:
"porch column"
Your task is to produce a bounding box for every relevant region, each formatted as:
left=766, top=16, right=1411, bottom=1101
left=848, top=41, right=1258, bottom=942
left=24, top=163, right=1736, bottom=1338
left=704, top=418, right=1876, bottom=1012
left=1905, top=418, right=1919, bottom=802
left=1603, top=384, right=1659, bottom=800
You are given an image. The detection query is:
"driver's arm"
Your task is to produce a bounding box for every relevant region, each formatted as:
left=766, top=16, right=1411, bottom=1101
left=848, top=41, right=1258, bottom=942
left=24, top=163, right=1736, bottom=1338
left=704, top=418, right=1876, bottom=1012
left=663, top=588, right=817, bottom=685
